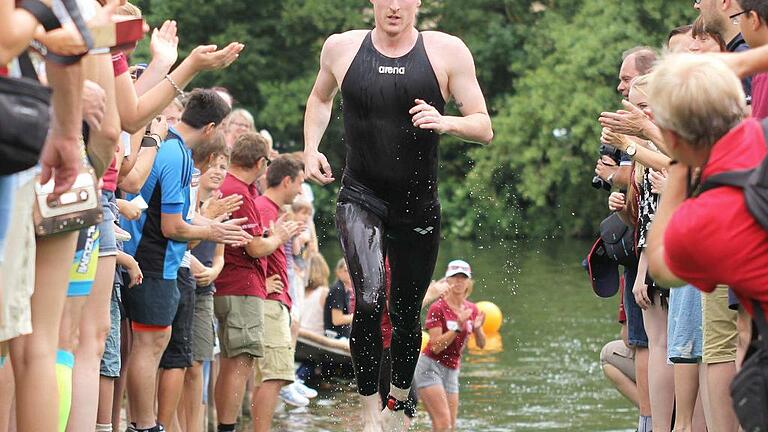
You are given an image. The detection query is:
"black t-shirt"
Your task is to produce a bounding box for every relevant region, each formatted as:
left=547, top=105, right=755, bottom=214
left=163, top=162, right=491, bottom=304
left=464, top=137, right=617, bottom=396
left=191, top=240, right=216, bottom=295
left=323, top=280, right=351, bottom=338
left=727, top=33, right=753, bottom=105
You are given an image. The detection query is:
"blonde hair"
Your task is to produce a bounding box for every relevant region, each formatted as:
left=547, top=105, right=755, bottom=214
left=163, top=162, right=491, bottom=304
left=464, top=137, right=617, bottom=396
left=306, top=254, right=330, bottom=292
left=648, top=54, right=746, bottom=149
left=629, top=74, right=650, bottom=100
left=335, top=258, right=347, bottom=273
left=226, top=109, right=255, bottom=130
left=291, top=199, right=313, bottom=214
left=116, top=1, right=141, bottom=17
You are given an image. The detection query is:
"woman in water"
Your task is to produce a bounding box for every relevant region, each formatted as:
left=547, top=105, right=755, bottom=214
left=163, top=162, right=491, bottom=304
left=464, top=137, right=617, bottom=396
left=413, top=259, right=486, bottom=432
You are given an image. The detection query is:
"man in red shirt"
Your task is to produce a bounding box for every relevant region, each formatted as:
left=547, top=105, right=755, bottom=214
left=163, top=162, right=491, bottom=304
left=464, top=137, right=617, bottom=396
left=647, top=54, right=768, bottom=320
left=212, top=133, right=302, bottom=432
left=250, top=155, right=306, bottom=431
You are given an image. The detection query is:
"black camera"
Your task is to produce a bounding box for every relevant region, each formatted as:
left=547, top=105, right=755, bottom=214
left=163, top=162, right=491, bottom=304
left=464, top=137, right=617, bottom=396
left=591, top=143, right=623, bottom=191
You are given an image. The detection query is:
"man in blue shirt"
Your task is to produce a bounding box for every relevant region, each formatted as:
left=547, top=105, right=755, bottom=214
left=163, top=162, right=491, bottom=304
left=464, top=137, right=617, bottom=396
left=122, top=89, right=251, bottom=432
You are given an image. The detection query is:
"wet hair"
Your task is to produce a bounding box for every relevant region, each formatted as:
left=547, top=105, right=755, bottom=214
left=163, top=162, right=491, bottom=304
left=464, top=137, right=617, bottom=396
left=622, top=46, right=657, bottom=75
left=181, top=89, right=231, bottom=129
left=307, top=253, right=330, bottom=292
left=692, top=15, right=727, bottom=51
left=667, top=25, right=693, bottom=46
left=265, top=155, right=304, bottom=189
left=229, top=132, right=268, bottom=169
left=191, top=131, right=228, bottom=167
left=737, top=0, right=768, bottom=23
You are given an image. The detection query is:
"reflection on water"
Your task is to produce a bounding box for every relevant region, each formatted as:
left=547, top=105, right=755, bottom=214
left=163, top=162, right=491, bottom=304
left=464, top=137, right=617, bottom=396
left=256, top=238, right=636, bottom=431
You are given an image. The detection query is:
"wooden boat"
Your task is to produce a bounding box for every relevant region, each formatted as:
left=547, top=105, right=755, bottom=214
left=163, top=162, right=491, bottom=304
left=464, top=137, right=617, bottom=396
left=295, top=330, right=352, bottom=365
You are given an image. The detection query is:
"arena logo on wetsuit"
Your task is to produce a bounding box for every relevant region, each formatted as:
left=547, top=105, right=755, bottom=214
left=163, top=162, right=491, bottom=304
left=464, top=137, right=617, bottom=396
left=378, top=65, right=406, bottom=75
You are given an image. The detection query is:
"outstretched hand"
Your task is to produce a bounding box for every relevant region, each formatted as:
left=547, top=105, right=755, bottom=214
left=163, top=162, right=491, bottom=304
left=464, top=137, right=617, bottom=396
left=150, top=20, right=178, bottom=66
left=189, top=42, right=244, bottom=71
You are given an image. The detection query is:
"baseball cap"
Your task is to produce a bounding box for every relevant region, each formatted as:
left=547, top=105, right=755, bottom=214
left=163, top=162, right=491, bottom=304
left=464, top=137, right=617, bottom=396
left=445, top=260, right=472, bottom=278
left=587, top=237, right=620, bottom=298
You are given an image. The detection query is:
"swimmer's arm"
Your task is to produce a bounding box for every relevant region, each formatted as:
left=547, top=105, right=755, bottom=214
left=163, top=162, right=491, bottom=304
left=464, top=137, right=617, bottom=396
left=427, top=326, right=458, bottom=355
left=646, top=164, right=688, bottom=288
left=304, top=35, right=340, bottom=155
left=443, top=38, right=493, bottom=145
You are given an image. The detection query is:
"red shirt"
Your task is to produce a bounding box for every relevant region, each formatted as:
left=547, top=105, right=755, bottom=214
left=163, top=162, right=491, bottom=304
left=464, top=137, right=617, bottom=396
left=422, top=298, right=478, bottom=369
left=215, top=173, right=266, bottom=297
left=254, top=195, right=292, bottom=309
left=752, top=73, right=768, bottom=120
left=664, top=119, right=768, bottom=317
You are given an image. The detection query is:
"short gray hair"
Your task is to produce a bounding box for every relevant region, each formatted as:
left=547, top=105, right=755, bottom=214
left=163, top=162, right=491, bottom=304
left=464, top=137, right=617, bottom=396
left=648, top=53, right=746, bottom=149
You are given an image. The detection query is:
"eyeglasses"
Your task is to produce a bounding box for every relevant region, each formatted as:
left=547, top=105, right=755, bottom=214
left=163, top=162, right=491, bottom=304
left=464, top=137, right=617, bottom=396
left=262, top=156, right=271, bottom=166
left=230, top=121, right=251, bottom=129
left=730, top=10, right=750, bottom=25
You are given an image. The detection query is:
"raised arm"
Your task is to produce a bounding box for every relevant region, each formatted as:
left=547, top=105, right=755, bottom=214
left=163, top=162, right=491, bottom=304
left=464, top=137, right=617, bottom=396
left=303, top=35, right=341, bottom=185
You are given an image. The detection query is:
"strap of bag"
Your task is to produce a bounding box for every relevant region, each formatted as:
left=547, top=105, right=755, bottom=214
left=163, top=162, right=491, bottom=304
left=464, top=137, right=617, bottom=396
left=19, top=0, right=61, bottom=31
left=25, top=0, right=95, bottom=65
left=751, top=300, right=768, bottom=351
left=16, top=52, right=40, bottom=81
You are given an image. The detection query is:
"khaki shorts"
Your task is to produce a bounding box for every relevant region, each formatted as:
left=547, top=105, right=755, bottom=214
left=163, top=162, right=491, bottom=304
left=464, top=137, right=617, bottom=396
left=254, top=300, right=294, bottom=384
left=214, top=295, right=264, bottom=359
left=702, top=286, right=738, bottom=364
left=0, top=173, right=36, bottom=342
left=600, top=339, right=636, bottom=382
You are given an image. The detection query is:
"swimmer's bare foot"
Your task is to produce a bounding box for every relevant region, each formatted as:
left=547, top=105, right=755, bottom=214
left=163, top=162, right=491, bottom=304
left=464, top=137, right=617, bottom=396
left=360, top=394, right=382, bottom=432
left=380, top=395, right=409, bottom=432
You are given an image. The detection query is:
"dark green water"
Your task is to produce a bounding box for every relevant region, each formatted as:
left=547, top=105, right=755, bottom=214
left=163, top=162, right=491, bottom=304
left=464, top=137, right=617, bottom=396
left=263, top=238, right=636, bottom=431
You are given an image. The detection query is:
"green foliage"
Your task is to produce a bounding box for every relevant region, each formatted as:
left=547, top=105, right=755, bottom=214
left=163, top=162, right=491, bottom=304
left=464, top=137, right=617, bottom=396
left=132, top=0, right=695, bottom=240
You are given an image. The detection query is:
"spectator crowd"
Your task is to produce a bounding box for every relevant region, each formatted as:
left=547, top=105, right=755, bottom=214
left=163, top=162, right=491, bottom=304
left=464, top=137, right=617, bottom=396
left=591, top=1, right=768, bottom=432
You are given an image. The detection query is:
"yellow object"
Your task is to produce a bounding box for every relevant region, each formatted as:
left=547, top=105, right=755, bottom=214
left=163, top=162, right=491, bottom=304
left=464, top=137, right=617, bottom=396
left=468, top=332, right=503, bottom=355
left=476, top=301, right=503, bottom=334
left=420, top=331, right=430, bottom=351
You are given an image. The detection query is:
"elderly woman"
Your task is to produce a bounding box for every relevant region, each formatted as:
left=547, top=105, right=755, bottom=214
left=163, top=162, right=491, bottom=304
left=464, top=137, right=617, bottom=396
left=413, top=260, right=486, bottom=432
left=223, top=108, right=255, bottom=147
left=646, top=54, right=764, bottom=431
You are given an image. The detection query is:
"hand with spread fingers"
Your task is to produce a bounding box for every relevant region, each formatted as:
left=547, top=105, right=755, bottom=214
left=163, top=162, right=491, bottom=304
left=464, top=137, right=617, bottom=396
left=209, top=217, right=254, bottom=246
left=600, top=127, right=631, bottom=152
left=149, top=20, right=179, bottom=67
left=189, top=42, right=245, bottom=72
left=599, top=100, right=653, bottom=140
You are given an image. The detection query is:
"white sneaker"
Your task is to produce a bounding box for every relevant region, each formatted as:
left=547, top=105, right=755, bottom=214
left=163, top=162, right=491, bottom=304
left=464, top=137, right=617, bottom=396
left=279, top=383, right=310, bottom=407
left=293, top=379, right=318, bottom=399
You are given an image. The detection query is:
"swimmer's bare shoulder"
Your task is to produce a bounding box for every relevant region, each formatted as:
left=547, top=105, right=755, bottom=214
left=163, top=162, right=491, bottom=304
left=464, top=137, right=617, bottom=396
left=321, top=30, right=369, bottom=86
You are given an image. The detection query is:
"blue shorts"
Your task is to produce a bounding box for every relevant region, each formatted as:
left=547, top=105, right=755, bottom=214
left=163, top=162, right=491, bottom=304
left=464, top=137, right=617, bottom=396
left=728, top=288, right=740, bottom=310
left=623, top=263, right=649, bottom=348
left=0, top=174, right=17, bottom=262
left=98, top=191, right=118, bottom=257
left=667, top=285, right=703, bottom=362
left=123, top=276, right=179, bottom=327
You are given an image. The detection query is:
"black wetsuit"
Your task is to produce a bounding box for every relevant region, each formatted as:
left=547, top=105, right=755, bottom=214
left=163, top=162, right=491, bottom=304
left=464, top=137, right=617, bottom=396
left=337, top=31, right=445, bottom=396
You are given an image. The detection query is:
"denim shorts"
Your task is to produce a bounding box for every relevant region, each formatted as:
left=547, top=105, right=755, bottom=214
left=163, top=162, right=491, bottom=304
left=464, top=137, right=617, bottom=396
left=667, top=285, right=703, bottom=362
left=623, top=263, right=649, bottom=348
left=0, top=174, right=17, bottom=263
left=100, top=283, right=122, bottom=377
left=413, top=355, right=460, bottom=394
left=98, top=191, right=117, bottom=257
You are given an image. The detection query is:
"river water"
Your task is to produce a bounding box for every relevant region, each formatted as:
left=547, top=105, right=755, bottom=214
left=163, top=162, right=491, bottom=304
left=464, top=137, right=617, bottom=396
left=256, top=237, right=636, bottom=431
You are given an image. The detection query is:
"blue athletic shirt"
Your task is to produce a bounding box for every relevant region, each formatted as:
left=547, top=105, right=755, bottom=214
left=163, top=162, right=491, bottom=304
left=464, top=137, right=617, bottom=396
left=123, top=127, right=194, bottom=280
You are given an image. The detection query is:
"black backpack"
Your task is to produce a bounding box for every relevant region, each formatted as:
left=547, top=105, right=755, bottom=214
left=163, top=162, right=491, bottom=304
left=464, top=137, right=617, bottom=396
left=697, top=118, right=768, bottom=431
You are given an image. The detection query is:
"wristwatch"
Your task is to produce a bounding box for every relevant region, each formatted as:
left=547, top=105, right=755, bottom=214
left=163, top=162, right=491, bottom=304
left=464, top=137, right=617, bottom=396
left=626, top=143, right=637, bottom=157
left=446, top=321, right=460, bottom=332
left=141, top=133, right=162, bottom=149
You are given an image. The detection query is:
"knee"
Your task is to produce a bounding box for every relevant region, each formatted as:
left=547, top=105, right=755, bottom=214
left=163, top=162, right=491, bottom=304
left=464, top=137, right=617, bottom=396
left=353, top=294, right=384, bottom=319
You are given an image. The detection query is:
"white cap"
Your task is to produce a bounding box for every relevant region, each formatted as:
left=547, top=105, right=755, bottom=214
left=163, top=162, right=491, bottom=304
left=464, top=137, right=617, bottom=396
left=445, top=260, right=472, bottom=278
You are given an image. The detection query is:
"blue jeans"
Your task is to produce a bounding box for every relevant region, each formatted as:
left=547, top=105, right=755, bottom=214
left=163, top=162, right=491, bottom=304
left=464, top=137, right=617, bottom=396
left=623, top=262, right=649, bottom=348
